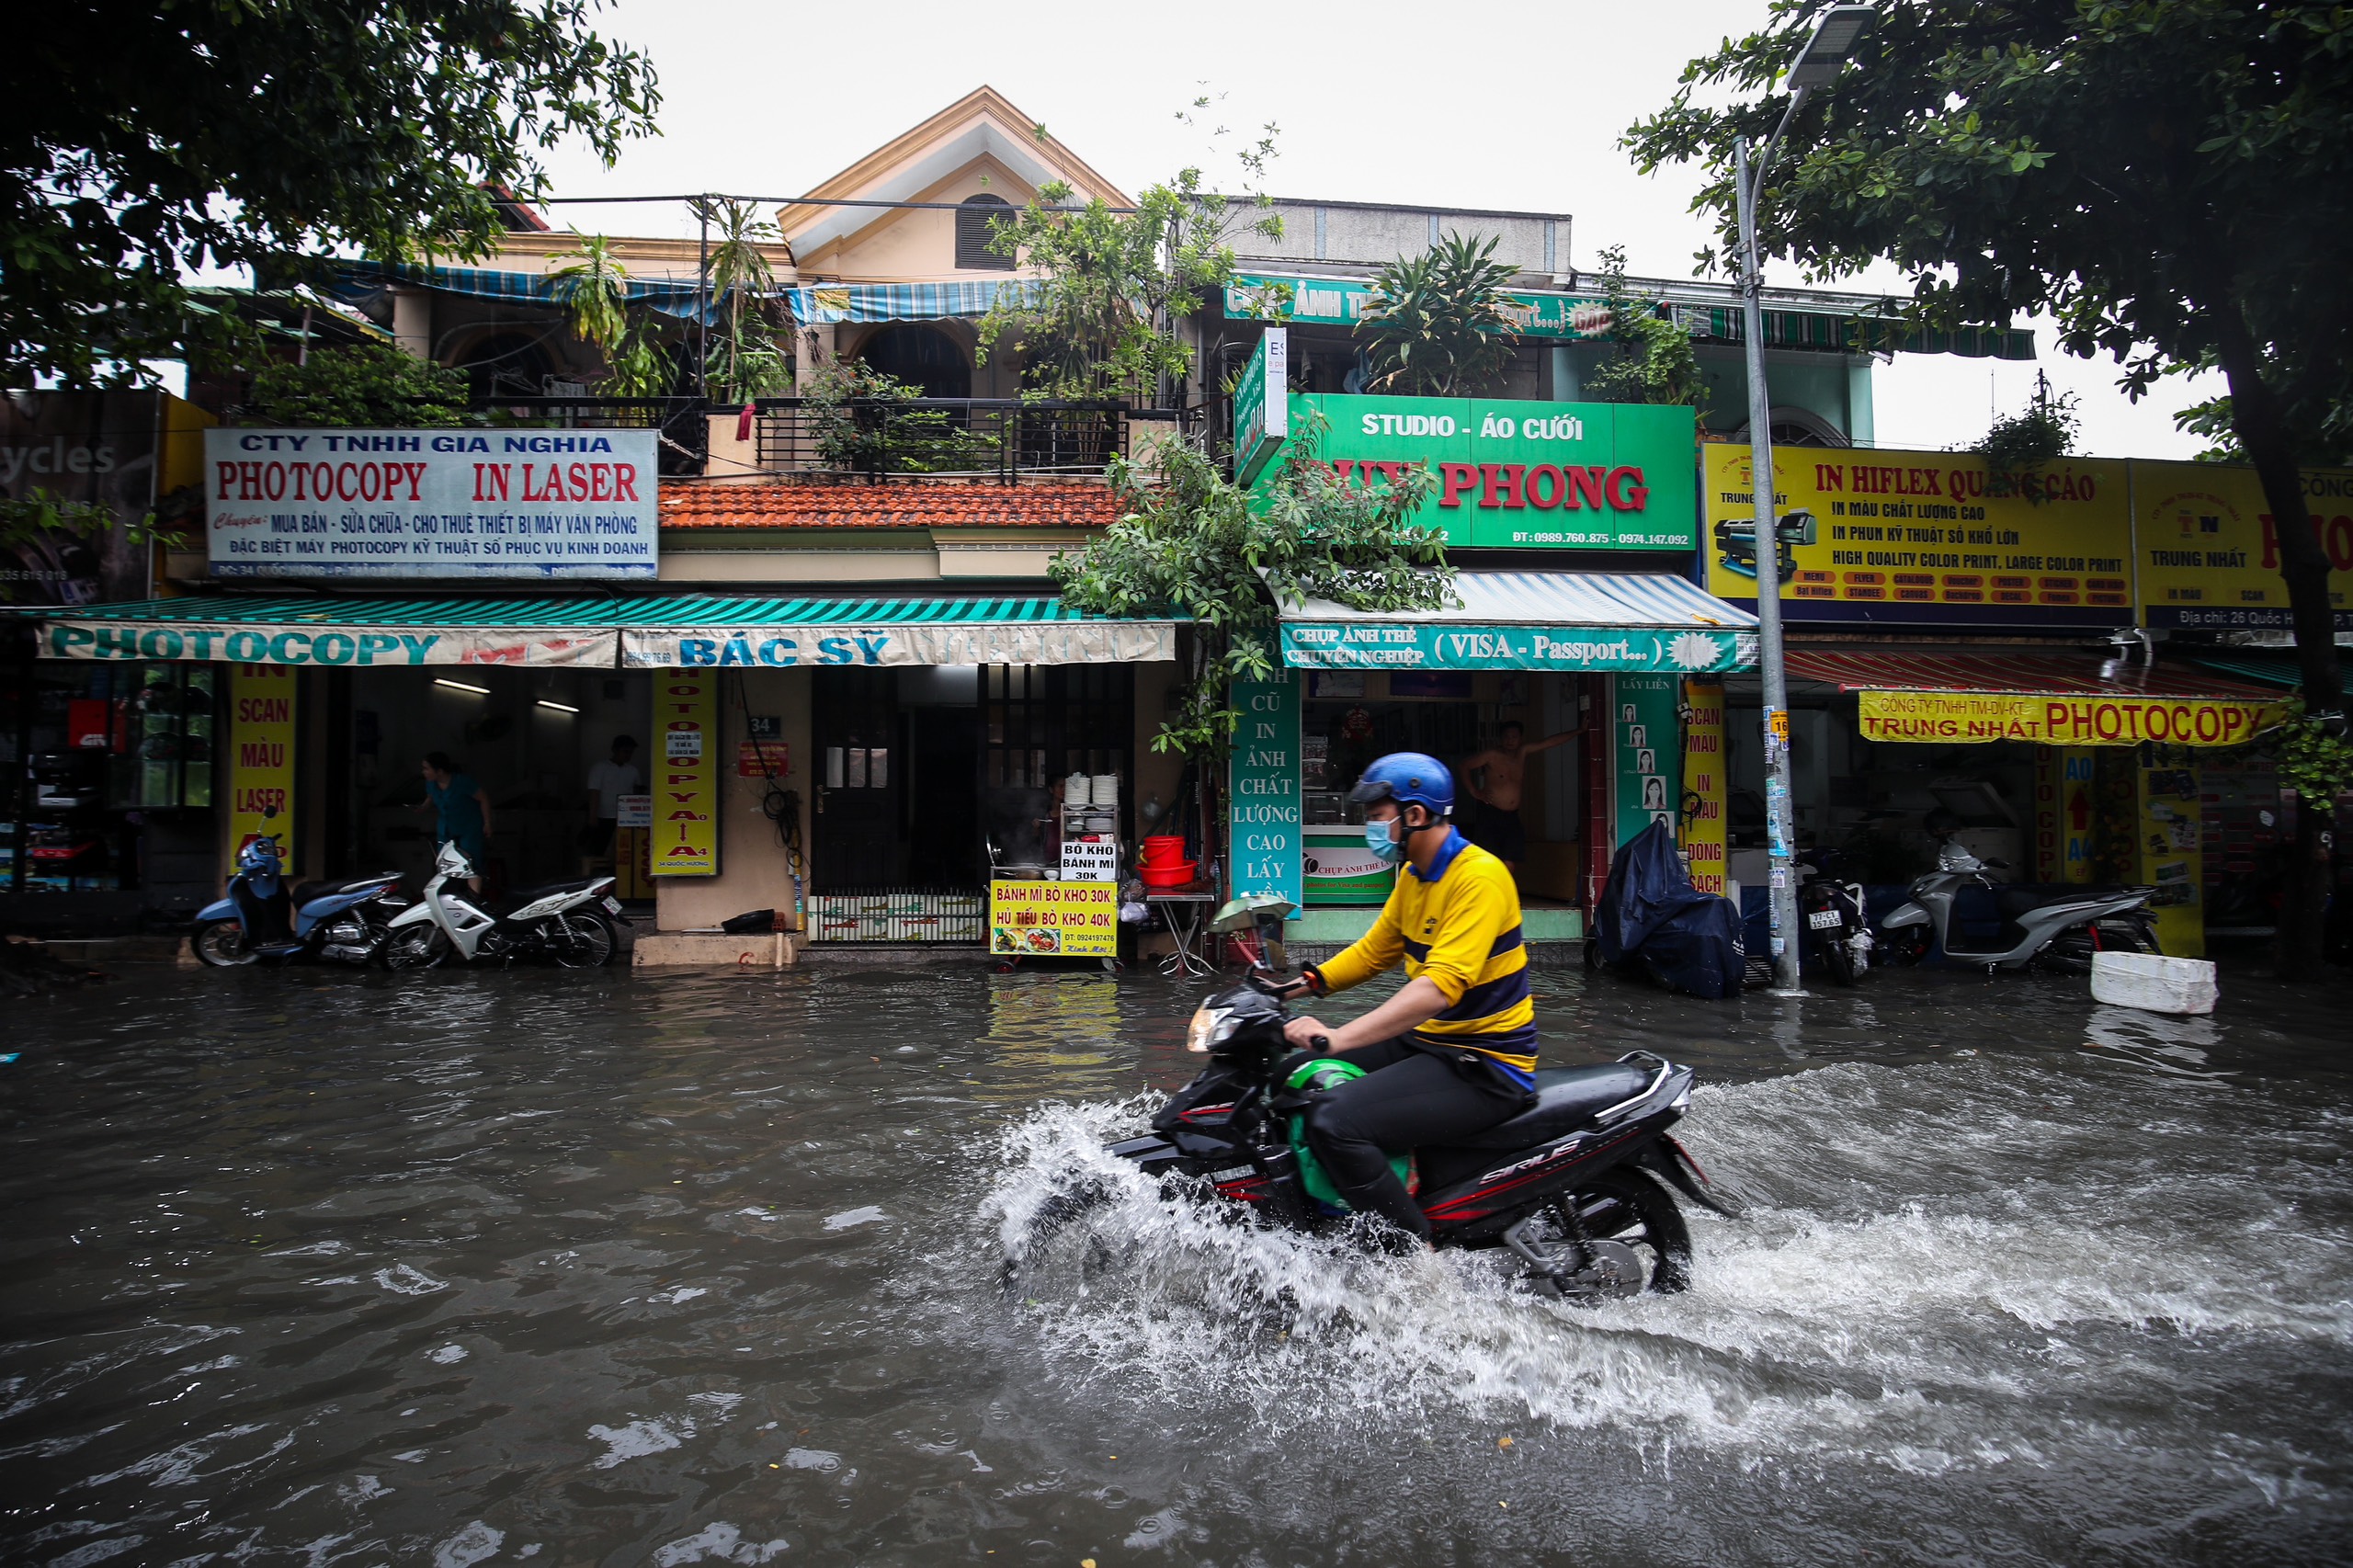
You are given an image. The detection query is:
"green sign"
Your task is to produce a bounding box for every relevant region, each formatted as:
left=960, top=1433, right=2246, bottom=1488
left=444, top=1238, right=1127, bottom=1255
left=1228, top=673, right=1302, bottom=907
left=1280, top=622, right=1749, bottom=675
left=1226, top=274, right=1617, bottom=339
left=1233, top=327, right=1288, bottom=484
left=1268, top=393, right=1697, bottom=551
left=1612, top=674, right=1683, bottom=848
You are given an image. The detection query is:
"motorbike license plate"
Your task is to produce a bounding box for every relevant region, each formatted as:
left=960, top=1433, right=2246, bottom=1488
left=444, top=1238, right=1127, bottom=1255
left=602, top=896, right=624, bottom=915
left=1806, top=908, right=1843, bottom=929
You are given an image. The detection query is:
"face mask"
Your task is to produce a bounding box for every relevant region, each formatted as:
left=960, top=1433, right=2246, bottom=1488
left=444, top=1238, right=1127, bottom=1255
left=1365, top=815, right=1407, bottom=865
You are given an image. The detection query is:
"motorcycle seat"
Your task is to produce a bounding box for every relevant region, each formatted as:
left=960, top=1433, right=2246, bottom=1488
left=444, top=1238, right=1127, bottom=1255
left=1992, top=883, right=2141, bottom=919
left=291, top=876, right=395, bottom=906
left=493, top=878, right=608, bottom=913
left=1427, top=1062, right=1656, bottom=1150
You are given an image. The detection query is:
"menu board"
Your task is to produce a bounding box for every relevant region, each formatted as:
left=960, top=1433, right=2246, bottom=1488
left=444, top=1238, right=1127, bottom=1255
left=989, top=880, right=1117, bottom=958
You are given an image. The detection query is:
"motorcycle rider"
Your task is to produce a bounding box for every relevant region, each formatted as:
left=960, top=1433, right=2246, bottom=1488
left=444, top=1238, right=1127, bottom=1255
left=1279, top=752, right=1538, bottom=1245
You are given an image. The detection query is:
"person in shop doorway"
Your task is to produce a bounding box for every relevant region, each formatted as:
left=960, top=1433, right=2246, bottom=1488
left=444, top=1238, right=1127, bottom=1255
left=416, top=752, right=492, bottom=893
left=1459, top=721, right=1571, bottom=872
left=1276, top=753, right=1538, bottom=1251
left=582, top=735, right=642, bottom=860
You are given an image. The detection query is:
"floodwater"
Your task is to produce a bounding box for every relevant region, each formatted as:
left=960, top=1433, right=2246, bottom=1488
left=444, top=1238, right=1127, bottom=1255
left=3, top=958, right=2350, bottom=1568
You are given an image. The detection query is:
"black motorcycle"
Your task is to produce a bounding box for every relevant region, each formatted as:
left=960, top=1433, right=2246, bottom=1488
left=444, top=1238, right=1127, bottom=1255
left=1796, top=847, right=1873, bottom=985
left=1045, top=968, right=1738, bottom=1301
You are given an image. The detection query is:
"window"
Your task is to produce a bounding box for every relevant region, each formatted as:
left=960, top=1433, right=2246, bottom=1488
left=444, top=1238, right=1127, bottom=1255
left=955, top=194, right=1016, bottom=271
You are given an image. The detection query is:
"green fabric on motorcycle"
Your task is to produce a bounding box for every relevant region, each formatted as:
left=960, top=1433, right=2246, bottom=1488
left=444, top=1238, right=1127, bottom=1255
left=1284, top=1057, right=1416, bottom=1211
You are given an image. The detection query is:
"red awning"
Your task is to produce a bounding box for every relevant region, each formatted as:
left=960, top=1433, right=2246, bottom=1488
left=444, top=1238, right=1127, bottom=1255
left=1780, top=651, right=2279, bottom=701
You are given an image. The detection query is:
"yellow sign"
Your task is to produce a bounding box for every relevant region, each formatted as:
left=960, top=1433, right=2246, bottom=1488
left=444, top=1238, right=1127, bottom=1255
left=228, top=664, right=297, bottom=870
left=1681, top=679, right=1728, bottom=897
left=988, top=880, right=1118, bottom=958
left=2137, top=762, right=2203, bottom=958
left=1858, top=689, right=2277, bottom=747
left=1703, top=445, right=2133, bottom=622
left=2134, top=460, right=2353, bottom=632
left=649, top=672, right=718, bottom=876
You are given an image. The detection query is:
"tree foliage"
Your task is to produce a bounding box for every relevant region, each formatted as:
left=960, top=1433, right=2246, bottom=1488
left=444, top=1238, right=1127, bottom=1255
left=801, top=359, right=993, bottom=474
left=694, top=198, right=793, bottom=403
left=545, top=231, right=676, bottom=397
left=247, top=343, right=472, bottom=426
left=5, top=0, right=659, bottom=387
left=1357, top=233, right=1520, bottom=398
left=1972, top=371, right=2081, bottom=498
left=1581, top=244, right=1707, bottom=414
left=1051, top=422, right=1453, bottom=761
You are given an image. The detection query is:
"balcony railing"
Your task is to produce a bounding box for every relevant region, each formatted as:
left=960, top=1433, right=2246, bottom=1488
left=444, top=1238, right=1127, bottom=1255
left=463, top=396, right=710, bottom=477
left=750, top=398, right=1130, bottom=483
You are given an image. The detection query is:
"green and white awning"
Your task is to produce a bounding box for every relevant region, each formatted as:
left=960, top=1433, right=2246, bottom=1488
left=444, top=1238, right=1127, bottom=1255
left=30, top=594, right=1176, bottom=669
left=1279, top=572, right=1757, bottom=674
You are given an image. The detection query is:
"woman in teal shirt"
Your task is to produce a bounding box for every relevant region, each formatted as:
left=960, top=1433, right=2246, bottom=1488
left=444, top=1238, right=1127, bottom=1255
left=419, top=751, right=493, bottom=892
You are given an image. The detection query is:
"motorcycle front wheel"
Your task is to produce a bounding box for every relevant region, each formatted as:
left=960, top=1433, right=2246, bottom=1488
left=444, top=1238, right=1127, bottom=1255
left=380, top=926, right=449, bottom=971
left=546, top=913, right=617, bottom=969
left=191, top=918, right=256, bottom=967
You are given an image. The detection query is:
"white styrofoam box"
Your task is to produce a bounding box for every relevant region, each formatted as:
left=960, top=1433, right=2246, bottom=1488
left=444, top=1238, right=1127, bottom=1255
left=2090, top=950, right=2218, bottom=1016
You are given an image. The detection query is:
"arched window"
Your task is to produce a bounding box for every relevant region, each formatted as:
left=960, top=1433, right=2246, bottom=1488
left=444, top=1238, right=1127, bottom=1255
left=955, top=193, right=1016, bottom=271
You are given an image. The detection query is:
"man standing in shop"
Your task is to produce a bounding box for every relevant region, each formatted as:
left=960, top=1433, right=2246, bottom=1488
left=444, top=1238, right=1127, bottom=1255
left=583, top=735, right=642, bottom=861
left=417, top=752, right=493, bottom=893
left=1459, top=720, right=1572, bottom=873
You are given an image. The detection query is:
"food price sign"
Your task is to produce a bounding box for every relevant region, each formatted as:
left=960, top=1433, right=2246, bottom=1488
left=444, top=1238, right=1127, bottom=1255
left=989, top=881, right=1118, bottom=957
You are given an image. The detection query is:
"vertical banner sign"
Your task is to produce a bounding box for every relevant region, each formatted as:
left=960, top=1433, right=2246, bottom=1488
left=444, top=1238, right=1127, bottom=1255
left=2033, top=746, right=2063, bottom=881
left=229, top=665, right=297, bottom=871
left=1680, top=680, right=1728, bottom=895
left=2058, top=748, right=2097, bottom=883
left=1232, top=327, right=1290, bottom=484
left=1611, top=675, right=1681, bottom=851
left=1228, top=673, right=1302, bottom=906
left=2138, top=761, right=2204, bottom=957
left=651, top=672, right=718, bottom=877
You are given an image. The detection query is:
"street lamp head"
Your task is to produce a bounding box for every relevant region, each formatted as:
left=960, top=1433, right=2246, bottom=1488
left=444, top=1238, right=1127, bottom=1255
left=1788, top=5, right=1877, bottom=88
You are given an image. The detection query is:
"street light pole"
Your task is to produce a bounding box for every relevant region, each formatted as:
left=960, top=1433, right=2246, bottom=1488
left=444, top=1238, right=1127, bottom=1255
left=1733, top=4, right=1874, bottom=994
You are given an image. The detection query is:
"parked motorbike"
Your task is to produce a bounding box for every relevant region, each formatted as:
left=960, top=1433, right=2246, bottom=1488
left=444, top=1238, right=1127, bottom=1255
left=381, top=840, right=623, bottom=968
left=1021, top=908, right=1739, bottom=1301
left=1796, top=848, right=1873, bottom=985
left=1879, top=835, right=2159, bottom=972
left=191, top=813, right=406, bottom=967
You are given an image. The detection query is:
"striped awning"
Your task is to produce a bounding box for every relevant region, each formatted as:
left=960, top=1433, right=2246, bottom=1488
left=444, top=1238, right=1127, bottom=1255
left=783, top=280, right=1040, bottom=324
left=1780, top=651, right=2280, bottom=699
left=1279, top=571, right=1757, bottom=674
left=613, top=593, right=1172, bottom=667
left=331, top=260, right=790, bottom=325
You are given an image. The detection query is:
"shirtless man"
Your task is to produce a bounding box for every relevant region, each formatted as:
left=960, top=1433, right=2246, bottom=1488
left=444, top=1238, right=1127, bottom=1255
left=1460, top=721, right=1572, bottom=870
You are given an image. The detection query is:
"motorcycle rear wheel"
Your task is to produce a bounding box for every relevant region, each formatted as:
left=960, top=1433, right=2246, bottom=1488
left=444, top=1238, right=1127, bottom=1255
left=191, top=918, right=256, bottom=968
left=547, top=913, right=617, bottom=969
left=1529, top=1169, right=1692, bottom=1298
left=380, top=926, right=448, bottom=971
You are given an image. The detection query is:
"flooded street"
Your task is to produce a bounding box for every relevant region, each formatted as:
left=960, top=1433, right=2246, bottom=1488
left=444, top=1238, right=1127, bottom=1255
left=3, top=960, right=2350, bottom=1567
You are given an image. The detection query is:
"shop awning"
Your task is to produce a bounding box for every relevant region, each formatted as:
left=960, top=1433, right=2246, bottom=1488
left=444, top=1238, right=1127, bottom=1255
left=34, top=596, right=628, bottom=667
left=1279, top=571, right=1757, bottom=675
left=783, top=279, right=1040, bottom=324
left=1781, top=650, right=2286, bottom=747
left=2179, top=648, right=2353, bottom=691
left=31, top=593, right=1178, bottom=670
left=617, top=595, right=1174, bottom=668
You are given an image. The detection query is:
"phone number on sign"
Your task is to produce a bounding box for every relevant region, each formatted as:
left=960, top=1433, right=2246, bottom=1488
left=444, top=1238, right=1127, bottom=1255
left=1509, top=530, right=1692, bottom=546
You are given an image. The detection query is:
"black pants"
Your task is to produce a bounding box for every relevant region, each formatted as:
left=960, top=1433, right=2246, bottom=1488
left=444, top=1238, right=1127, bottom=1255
left=1303, top=1037, right=1531, bottom=1239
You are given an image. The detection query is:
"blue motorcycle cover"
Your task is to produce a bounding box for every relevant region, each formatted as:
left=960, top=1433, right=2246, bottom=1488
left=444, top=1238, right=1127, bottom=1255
left=1594, top=821, right=1746, bottom=1000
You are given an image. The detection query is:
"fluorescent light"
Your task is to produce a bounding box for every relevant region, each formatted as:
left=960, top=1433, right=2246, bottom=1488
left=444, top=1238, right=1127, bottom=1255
left=537, top=699, right=580, bottom=714
left=434, top=678, right=491, bottom=696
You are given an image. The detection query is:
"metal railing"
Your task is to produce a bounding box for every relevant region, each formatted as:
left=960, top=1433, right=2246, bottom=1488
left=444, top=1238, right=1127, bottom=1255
left=464, top=396, right=710, bottom=477
left=807, top=889, right=987, bottom=943
left=751, top=398, right=1129, bottom=483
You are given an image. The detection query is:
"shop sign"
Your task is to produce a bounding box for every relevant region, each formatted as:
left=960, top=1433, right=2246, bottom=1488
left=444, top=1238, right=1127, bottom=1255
left=1233, top=327, right=1288, bottom=484
left=736, top=741, right=789, bottom=778
left=1612, top=675, right=1681, bottom=849
left=1264, top=395, right=1695, bottom=551
left=1702, top=445, right=2133, bottom=624
left=41, top=619, right=618, bottom=667
left=621, top=621, right=1174, bottom=668
left=1228, top=674, right=1302, bottom=907
left=204, top=427, right=657, bottom=579
left=2138, top=762, right=2204, bottom=957
left=2133, top=460, right=2353, bottom=631
left=229, top=665, right=298, bottom=873
left=2033, top=746, right=2097, bottom=883
left=1857, top=689, right=2278, bottom=747
left=1, top=390, right=171, bottom=606
left=1681, top=680, right=1727, bottom=896
left=616, top=792, right=652, bottom=828
left=1225, top=274, right=1616, bottom=340
left=1282, top=621, right=1752, bottom=674
left=1059, top=835, right=1119, bottom=882
left=988, top=880, right=1117, bottom=957
left=649, top=673, right=718, bottom=877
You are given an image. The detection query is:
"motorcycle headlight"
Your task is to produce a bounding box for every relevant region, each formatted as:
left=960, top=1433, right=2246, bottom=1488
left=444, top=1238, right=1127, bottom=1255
left=1185, top=1005, right=1237, bottom=1054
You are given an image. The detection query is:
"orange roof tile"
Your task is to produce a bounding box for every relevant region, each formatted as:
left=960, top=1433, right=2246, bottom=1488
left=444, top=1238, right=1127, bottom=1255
left=661, top=481, right=1119, bottom=530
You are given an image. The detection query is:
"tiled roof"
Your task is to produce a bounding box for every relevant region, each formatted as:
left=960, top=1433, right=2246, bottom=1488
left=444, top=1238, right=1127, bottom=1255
left=660, top=481, right=1120, bottom=530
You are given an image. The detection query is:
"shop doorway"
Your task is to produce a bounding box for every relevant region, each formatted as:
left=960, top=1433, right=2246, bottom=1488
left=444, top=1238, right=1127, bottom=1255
left=813, top=666, right=904, bottom=887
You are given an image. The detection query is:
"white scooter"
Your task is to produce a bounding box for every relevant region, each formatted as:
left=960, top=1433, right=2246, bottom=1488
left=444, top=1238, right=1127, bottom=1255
left=1878, top=836, right=2160, bottom=973
left=382, top=841, right=625, bottom=969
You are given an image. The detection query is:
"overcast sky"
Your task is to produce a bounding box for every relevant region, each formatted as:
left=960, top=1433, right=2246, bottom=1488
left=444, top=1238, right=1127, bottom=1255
left=532, top=0, right=2222, bottom=459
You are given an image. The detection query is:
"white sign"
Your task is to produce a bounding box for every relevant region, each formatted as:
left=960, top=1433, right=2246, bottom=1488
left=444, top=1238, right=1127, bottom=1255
left=617, top=792, right=653, bottom=828
left=621, top=621, right=1175, bottom=668
left=665, top=730, right=704, bottom=760
left=1060, top=835, right=1120, bottom=882
left=40, top=618, right=616, bottom=666
left=206, top=427, right=658, bottom=579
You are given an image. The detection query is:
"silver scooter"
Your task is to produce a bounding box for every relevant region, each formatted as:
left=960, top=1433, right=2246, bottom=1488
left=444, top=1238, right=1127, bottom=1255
left=382, top=840, right=624, bottom=968
left=1879, top=836, right=2160, bottom=973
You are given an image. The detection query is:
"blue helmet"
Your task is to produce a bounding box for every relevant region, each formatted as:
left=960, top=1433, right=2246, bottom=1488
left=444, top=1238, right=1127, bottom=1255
left=1350, top=751, right=1454, bottom=819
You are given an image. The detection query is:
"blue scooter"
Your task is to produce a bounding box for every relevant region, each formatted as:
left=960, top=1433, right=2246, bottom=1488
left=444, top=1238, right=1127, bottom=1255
left=191, top=810, right=407, bottom=967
